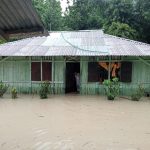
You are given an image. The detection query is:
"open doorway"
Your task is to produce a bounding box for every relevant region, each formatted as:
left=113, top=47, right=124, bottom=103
left=65, top=62, right=80, bottom=93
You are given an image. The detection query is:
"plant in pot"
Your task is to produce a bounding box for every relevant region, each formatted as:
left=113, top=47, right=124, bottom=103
left=39, top=81, right=50, bottom=99
left=103, top=78, right=120, bottom=100
left=11, top=87, right=17, bottom=99
left=0, top=81, right=9, bottom=98
left=131, top=84, right=144, bottom=101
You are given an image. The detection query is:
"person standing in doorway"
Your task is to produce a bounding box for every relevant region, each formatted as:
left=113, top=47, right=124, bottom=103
left=75, top=72, right=80, bottom=93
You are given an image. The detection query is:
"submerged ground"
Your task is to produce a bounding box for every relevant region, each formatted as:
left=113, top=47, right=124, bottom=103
left=0, top=95, right=150, bottom=150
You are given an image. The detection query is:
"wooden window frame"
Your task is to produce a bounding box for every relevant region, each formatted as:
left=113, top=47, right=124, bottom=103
left=31, top=61, right=52, bottom=81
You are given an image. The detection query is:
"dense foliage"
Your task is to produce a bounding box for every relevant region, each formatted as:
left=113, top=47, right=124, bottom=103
left=39, top=81, right=50, bottom=99
left=64, top=0, right=106, bottom=30
left=104, top=22, right=139, bottom=40
left=0, top=39, right=6, bottom=44
left=32, top=0, right=63, bottom=30
left=11, top=87, right=17, bottom=99
left=0, top=81, right=9, bottom=98
left=103, top=78, right=120, bottom=100
left=131, top=85, right=145, bottom=101
left=31, top=0, right=149, bottom=43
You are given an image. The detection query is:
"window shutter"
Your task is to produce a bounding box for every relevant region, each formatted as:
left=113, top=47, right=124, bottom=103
left=42, top=62, right=52, bottom=81
left=120, top=62, right=132, bottom=82
left=88, top=62, right=99, bottom=82
left=31, top=62, right=41, bottom=81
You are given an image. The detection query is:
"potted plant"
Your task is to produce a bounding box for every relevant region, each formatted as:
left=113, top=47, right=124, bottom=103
left=11, top=87, right=17, bottom=99
left=0, top=81, right=9, bottom=98
left=131, top=84, right=144, bottom=101
left=39, top=81, right=50, bottom=99
left=103, top=78, right=120, bottom=100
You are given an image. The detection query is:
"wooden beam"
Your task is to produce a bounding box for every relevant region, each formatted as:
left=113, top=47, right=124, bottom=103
left=5, top=27, right=44, bottom=34
left=0, top=56, right=10, bottom=63
left=138, top=57, right=150, bottom=66
left=4, top=27, right=48, bottom=36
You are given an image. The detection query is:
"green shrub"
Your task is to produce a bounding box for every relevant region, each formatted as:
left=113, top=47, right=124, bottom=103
left=39, top=81, right=50, bottom=99
left=0, top=81, right=9, bottom=98
left=103, top=78, right=120, bottom=100
left=11, top=87, right=17, bottom=99
left=131, top=85, right=144, bottom=101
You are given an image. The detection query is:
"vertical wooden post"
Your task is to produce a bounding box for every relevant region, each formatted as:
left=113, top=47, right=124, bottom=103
left=12, top=57, right=14, bottom=88
left=0, top=57, right=10, bottom=82
left=29, top=56, right=32, bottom=94
left=108, top=56, right=111, bottom=80
left=63, top=57, right=66, bottom=94
left=52, top=57, right=55, bottom=94
left=41, top=57, right=43, bottom=81
left=2, top=59, right=4, bottom=81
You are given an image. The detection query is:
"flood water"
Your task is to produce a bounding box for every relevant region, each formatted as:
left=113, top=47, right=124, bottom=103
left=0, top=95, right=150, bottom=150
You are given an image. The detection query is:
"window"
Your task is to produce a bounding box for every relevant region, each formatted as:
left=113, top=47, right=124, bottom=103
left=31, top=62, right=52, bottom=81
left=31, top=62, right=41, bottom=81
left=88, top=62, right=132, bottom=83
left=88, top=62, right=99, bottom=82
left=88, top=62, right=108, bottom=83
left=120, top=62, right=132, bottom=82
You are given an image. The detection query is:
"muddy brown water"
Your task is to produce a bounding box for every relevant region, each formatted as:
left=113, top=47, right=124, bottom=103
left=0, top=95, right=150, bottom=150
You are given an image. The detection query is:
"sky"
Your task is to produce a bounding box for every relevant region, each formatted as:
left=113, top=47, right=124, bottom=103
left=60, top=0, right=73, bottom=12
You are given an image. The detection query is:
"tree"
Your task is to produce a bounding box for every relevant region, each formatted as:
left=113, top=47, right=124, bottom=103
left=104, top=0, right=134, bottom=25
left=133, top=0, right=150, bottom=43
left=32, top=0, right=63, bottom=31
left=104, top=22, right=138, bottom=40
left=64, top=0, right=106, bottom=30
left=31, top=0, right=150, bottom=43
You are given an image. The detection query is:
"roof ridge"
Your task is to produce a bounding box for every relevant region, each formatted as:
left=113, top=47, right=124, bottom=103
left=104, top=34, right=150, bottom=46
left=49, top=29, right=103, bottom=33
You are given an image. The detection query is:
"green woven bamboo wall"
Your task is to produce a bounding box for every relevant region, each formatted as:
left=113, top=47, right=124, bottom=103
left=54, top=60, right=65, bottom=94
left=0, top=56, right=149, bottom=96
left=80, top=57, right=150, bottom=96
left=0, top=58, right=31, bottom=93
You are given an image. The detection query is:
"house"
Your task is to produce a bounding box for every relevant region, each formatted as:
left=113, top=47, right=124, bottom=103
left=0, top=30, right=150, bottom=95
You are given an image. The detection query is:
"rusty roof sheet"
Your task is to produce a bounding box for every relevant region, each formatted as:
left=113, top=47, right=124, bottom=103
left=0, top=0, right=47, bottom=40
left=0, top=30, right=150, bottom=56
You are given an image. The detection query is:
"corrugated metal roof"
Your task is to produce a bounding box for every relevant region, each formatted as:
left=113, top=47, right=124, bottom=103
left=0, top=0, right=48, bottom=40
left=0, top=30, right=150, bottom=56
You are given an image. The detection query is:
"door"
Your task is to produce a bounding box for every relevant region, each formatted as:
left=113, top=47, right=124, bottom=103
left=65, top=62, right=80, bottom=93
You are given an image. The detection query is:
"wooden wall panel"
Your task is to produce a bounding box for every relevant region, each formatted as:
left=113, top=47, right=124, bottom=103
left=0, top=63, right=3, bottom=81
left=80, top=57, right=150, bottom=96
left=0, top=56, right=149, bottom=96
left=0, top=60, right=30, bottom=93
left=54, top=61, right=65, bottom=94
